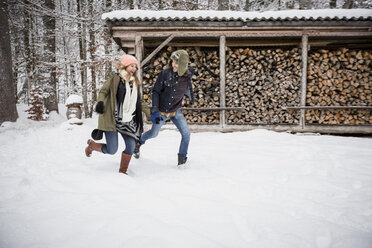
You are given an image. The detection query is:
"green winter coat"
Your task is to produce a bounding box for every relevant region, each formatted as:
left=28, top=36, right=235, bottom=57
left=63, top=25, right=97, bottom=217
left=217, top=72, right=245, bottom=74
left=97, top=73, right=150, bottom=131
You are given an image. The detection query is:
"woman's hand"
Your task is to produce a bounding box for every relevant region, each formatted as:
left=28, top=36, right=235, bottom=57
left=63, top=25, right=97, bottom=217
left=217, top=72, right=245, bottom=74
left=95, top=101, right=104, bottom=114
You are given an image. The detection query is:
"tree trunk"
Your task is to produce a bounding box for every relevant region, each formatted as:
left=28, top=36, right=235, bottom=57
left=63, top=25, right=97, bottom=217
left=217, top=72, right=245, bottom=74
left=329, top=0, right=337, bottom=8
left=127, top=0, right=133, bottom=9
left=23, top=0, right=33, bottom=104
left=43, top=0, right=58, bottom=113
left=207, top=0, right=214, bottom=9
left=104, top=0, right=112, bottom=78
left=343, top=0, right=354, bottom=8
left=218, top=0, right=229, bottom=10
left=299, top=0, right=309, bottom=9
left=66, top=0, right=76, bottom=94
left=89, top=0, right=97, bottom=114
left=0, top=0, right=18, bottom=124
left=244, top=0, right=250, bottom=11
left=77, top=0, right=89, bottom=117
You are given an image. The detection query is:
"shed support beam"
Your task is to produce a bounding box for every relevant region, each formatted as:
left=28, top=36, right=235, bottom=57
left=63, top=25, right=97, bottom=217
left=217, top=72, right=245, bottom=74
left=140, top=34, right=175, bottom=67
left=219, top=35, right=226, bottom=129
left=300, top=34, right=309, bottom=129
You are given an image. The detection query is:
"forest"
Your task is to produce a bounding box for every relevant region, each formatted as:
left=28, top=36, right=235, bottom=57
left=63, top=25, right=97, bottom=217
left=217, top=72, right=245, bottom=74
left=0, top=0, right=371, bottom=124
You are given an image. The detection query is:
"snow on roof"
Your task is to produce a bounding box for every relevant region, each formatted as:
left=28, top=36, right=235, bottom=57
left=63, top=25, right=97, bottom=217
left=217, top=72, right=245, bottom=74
left=102, top=9, right=372, bottom=22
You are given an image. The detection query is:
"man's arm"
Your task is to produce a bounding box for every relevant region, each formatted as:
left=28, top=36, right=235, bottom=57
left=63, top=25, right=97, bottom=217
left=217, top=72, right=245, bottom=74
left=151, top=70, right=165, bottom=113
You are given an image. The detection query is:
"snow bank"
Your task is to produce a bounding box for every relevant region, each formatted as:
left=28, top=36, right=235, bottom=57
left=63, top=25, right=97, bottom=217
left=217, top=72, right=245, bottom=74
left=1, top=105, right=372, bottom=248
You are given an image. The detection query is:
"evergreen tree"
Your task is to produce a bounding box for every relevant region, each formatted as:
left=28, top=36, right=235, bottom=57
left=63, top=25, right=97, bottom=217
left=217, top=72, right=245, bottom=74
left=26, top=86, right=47, bottom=121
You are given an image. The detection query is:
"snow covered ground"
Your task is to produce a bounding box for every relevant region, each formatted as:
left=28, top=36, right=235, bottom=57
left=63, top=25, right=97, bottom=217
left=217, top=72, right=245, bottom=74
left=1, top=105, right=372, bottom=248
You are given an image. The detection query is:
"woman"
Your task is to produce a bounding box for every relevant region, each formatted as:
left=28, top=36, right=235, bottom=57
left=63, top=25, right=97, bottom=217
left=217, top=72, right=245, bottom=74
left=85, top=54, right=148, bottom=174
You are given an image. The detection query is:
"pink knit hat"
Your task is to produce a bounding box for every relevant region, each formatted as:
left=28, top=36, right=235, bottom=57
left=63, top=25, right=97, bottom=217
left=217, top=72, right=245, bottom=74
left=120, top=54, right=139, bottom=68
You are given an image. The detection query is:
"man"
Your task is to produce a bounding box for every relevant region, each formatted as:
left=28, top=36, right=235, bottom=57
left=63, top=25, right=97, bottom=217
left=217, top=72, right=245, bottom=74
left=134, top=49, right=194, bottom=167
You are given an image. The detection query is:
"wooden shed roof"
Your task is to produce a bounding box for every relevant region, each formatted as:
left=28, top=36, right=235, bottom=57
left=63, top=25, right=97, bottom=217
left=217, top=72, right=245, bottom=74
left=102, top=9, right=372, bottom=53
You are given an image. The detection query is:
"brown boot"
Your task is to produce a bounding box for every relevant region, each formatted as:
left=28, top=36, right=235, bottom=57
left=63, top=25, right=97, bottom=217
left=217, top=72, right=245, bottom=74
left=119, top=152, right=132, bottom=174
left=85, top=139, right=104, bottom=157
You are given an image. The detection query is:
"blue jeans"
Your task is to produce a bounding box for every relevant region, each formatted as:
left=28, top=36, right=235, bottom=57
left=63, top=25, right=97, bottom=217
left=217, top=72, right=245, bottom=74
left=140, top=110, right=190, bottom=158
left=102, top=131, right=136, bottom=155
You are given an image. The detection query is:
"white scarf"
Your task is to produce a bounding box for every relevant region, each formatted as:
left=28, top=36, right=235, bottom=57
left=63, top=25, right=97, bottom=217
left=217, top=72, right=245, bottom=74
left=119, top=69, right=138, bottom=123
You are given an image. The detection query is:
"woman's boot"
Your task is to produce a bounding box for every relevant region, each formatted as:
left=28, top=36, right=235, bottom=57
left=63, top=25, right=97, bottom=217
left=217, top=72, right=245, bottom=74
left=119, top=152, right=132, bottom=174
left=85, top=139, right=104, bottom=157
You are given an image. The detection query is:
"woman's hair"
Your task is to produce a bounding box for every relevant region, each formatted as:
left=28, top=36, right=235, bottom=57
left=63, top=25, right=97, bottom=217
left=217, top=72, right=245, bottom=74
left=133, top=75, right=141, bottom=89
left=113, top=61, right=141, bottom=89
left=112, top=61, right=123, bottom=70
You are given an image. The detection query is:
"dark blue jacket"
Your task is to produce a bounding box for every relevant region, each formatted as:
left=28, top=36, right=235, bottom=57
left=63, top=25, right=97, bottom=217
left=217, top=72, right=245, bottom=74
left=152, top=66, right=195, bottom=113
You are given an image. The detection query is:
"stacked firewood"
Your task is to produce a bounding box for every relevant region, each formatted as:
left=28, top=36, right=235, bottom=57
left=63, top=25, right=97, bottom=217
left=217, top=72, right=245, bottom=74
left=306, top=48, right=372, bottom=124
left=142, top=46, right=371, bottom=125
left=226, top=47, right=302, bottom=124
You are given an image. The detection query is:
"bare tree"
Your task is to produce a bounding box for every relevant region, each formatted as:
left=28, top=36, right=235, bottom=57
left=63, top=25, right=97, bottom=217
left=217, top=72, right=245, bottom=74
left=218, top=0, right=228, bottom=10
left=0, top=0, right=18, bottom=124
left=104, top=0, right=112, bottom=79
left=299, top=0, right=310, bottom=9
left=23, top=0, right=33, bottom=103
left=77, top=0, right=90, bottom=117
left=330, top=0, right=337, bottom=8
left=244, top=0, right=251, bottom=11
left=127, top=0, right=134, bottom=9
left=343, top=0, right=354, bottom=8
left=43, top=0, right=59, bottom=113
left=88, top=0, right=97, bottom=115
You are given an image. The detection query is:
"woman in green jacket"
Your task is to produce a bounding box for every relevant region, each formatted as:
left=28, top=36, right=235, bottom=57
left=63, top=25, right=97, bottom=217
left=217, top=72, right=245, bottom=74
left=85, top=54, right=149, bottom=174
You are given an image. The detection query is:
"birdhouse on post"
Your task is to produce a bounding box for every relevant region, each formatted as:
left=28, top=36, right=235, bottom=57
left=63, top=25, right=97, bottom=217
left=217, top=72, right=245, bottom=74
left=65, top=95, right=83, bottom=125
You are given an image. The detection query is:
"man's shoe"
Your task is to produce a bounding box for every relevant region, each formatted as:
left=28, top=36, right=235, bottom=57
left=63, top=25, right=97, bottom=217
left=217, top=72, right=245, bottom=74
left=177, top=156, right=189, bottom=169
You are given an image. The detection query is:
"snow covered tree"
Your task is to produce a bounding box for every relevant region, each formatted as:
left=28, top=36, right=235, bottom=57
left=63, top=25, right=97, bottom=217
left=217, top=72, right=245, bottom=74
left=88, top=0, right=97, bottom=115
left=343, top=0, right=354, bottom=8
left=218, top=0, right=229, bottom=10
left=76, top=0, right=89, bottom=117
left=42, top=0, right=59, bottom=114
left=26, top=85, right=47, bottom=121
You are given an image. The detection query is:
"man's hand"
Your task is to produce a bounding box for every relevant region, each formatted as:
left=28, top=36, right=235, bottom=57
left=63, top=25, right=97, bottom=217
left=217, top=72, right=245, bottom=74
left=150, top=112, right=163, bottom=124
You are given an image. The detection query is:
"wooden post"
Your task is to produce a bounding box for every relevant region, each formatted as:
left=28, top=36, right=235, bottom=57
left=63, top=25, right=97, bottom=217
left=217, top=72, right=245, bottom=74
left=135, top=35, right=143, bottom=96
left=219, top=35, right=226, bottom=129
left=300, top=34, right=308, bottom=129
left=141, top=34, right=175, bottom=67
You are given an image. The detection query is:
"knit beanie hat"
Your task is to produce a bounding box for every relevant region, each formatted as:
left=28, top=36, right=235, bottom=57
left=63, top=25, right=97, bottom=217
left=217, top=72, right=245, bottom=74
left=171, top=50, right=189, bottom=76
left=120, top=54, right=139, bottom=68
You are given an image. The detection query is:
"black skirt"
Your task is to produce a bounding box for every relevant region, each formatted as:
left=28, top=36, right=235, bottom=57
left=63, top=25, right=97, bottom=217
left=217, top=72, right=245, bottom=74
left=115, top=79, right=143, bottom=141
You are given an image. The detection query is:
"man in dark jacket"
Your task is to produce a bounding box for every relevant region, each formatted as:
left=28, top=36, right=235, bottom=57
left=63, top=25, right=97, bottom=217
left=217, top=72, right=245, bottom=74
left=135, top=49, right=194, bottom=167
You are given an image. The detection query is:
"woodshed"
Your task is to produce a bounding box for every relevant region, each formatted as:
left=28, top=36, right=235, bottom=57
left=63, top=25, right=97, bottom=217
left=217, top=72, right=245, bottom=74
left=102, top=9, right=372, bottom=134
